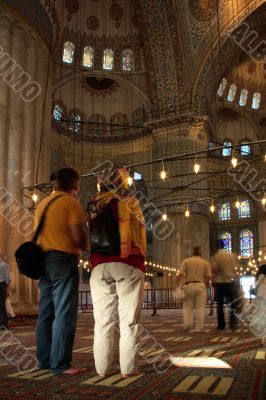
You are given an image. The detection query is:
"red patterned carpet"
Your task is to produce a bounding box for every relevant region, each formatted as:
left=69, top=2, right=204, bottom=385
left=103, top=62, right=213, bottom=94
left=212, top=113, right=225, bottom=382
left=0, top=309, right=265, bottom=399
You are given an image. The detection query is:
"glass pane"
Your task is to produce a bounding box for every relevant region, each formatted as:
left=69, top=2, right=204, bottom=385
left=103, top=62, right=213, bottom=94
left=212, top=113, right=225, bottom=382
left=222, top=141, right=232, bottom=156
left=252, top=92, right=261, bottom=109
left=239, top=89, right=248, bottom=106
left=83, top=46, right=94, bottom=68
left=240, top=142, right=250, bottom=155
left=227, top=84, right=237, bottom=102
left=218, top=232, right=232, bottom=253
left=122, top=49, right=133, bottom=71
left=240, top=229, right=254, bottom=257
left=238, top=200, right=251, bottom=218
left=70, top=114, right=81, bottom=132
left=218, top=202, right=231, bottom=221
left=53, top=105, right=63, bottom=121
left=217, top=78, right=227, bottom=96
left=103, top=48, right=114, bottom=70
left=208, top=141, right=216, bottom=150
left=63, top=41, right=75, bottom=64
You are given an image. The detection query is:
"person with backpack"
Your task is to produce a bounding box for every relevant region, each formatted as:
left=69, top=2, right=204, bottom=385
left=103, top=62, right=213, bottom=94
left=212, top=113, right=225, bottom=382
left=88, top=166, right=146, bottom=378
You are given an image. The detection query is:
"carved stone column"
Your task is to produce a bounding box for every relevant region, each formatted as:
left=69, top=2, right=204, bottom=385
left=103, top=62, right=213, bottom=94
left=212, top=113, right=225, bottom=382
left=0, top=8, right=53, bottom=313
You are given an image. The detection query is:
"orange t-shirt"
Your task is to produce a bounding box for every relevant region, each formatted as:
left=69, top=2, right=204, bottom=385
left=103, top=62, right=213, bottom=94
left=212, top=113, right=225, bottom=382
left=35, top=191, right=86, bottom=255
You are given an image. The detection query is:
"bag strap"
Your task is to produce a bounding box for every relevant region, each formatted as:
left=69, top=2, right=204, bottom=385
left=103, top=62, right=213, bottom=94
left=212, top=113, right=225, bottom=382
left=33, top=195, right=64, bottom=242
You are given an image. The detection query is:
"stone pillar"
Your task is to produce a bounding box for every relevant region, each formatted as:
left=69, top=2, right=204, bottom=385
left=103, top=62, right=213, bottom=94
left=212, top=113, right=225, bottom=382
left=258, top=218, right=266, bottom=252
left=0, top=8, right=53, bottom=313
left=151, top=117, right=211, bottom=289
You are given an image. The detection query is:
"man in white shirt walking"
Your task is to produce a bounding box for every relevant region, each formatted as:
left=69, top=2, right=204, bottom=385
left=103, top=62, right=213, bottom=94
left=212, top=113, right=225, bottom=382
left=0, top=253, right=10, bottom=329
left=178, top=247, right=212, bottom=333
left=211, top=240, right=238, bottom=330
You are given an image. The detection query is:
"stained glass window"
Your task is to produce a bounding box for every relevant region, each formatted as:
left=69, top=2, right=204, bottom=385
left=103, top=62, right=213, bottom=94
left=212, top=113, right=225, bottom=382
left=238, top=200, right=251, bottom=218
left=217, top=78, right=227, bottom=96
left=218, top=202, right=231, bottom=221
left=53, top=105, right=63, bottom=121
left=70, top=113, right=81, bottom=132
left=239, top=89, right=248, bottom=106
left=63, top=41, right=75, bottom=64
left=227, top=84, right=237, bottom=102
left=240, top=229, right=254, bottom=257
left=208, top=141, right=216, bottom=150
left=240, top=142, right=251, bottom=156
left=122, top=49, right=133, bottom=71
left=103, top=48, right=114, bottom=70
left=222, top=141, right=232, bottom=156
left=252, top=92, right=261, bottom=109
left=83, top=46, right=94, bottom=68
left=218, top=232, right=232, bottom=253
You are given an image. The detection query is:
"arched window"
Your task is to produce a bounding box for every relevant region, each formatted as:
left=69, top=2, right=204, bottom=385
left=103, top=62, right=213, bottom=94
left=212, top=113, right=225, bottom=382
left=88, top=114, right=106, bottom=135
left=218, top=232, right=232, bottom=253
left=122, top=49, right=133, bottom=71
left=222, top=141, right=232, bottom=156
left=240, top=229, right=254, bottom=257
left=103, top=48, right=114, bottom=70
left=69, top=113, right=81, bottom=132
left=240, top=142, right=251, bottom=156
left=83, top=46, right=94, bottom=68
left=53, top=105, right=63, bottom=121
left=111, top=113, right=127, bottom=135
left=217, top=78, right=227, bottom=96
left=227, top=84, right=237, bottom=102
left=63, top=41, right=75, bottom=64
left=208, top=141, right=216, bottom=150
left=238, top=200, right=251, bottom=218
left=252, top=92, right=261, bottom=109
left=219, top=202, right=231, bottom=221
left=239, top=89, right=248, bottom=106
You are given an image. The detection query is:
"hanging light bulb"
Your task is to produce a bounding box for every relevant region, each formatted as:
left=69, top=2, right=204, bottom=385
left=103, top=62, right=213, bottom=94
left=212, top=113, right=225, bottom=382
left=97, top=182, right=101, bottom=192
left=194, top=158, right=200, bottom=174
left=128, top=176, right=133, bottom=186
left=231, top=156, right=238, bottom=168
left=160, top=160, right=166, bottom=180
left=262, top=197, right=266, bottom=206
left=162, top=210, right=167, bottom=221
left=32, top=191, right=38, bottom=203
left=210, top=200, right=215, bottom=213
left=235, top=199, right=240, bottom=208
left=264, top=154, right=266, bottom=162
left=185, top=204, right=190, bottom=218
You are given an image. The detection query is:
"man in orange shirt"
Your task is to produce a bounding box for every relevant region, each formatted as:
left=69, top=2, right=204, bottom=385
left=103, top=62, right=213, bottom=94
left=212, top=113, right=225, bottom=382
left=35, top=168, right=88, bottom=374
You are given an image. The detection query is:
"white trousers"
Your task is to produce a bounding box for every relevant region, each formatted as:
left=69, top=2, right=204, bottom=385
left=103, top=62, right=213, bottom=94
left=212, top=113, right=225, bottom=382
left=183, top=282, right=207, bottom=331
left=90, top=262, right=144, bottom=375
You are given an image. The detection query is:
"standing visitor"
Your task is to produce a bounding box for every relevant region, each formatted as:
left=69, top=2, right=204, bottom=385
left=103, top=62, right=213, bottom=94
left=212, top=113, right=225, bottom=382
left=211, top=240, right=238, bottom=330
left=0, top=253, right=10, bottom=329
left=35, top=168, right=88, bottom=374
left=250, top=264, right=266, bottom=343
left=88, top=166, right=146, bottom=378
left=178, top=246, right=212, bottom=333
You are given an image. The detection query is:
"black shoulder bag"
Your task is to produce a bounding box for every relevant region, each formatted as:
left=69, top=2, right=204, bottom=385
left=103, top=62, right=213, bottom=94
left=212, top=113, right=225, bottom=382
left=90, top=200, right=120, bottom=255
left=15, top=195, right=63, bottom=280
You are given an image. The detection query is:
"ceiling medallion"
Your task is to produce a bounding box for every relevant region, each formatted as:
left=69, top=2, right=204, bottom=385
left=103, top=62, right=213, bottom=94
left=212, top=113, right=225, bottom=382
left=109, top=0, right=123, bottom=29
left=86, top=16, right=100, bottom=31
left=65, top=0, right=79, bottom=21
left=189, top=0, right=218, bottom=21
left=80, top=76, right=119, bottom=97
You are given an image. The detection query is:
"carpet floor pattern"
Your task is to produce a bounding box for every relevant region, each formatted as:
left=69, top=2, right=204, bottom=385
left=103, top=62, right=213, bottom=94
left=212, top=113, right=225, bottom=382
left=0, top=309, right=265, bottom=399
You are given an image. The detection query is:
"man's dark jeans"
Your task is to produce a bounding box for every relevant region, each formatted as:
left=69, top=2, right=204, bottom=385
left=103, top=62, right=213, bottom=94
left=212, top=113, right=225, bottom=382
left=0, top=282, right=8, bottom=328
left=36, top=251, right=79, bottom=373
left=215, top=282, right=237, bottom=329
